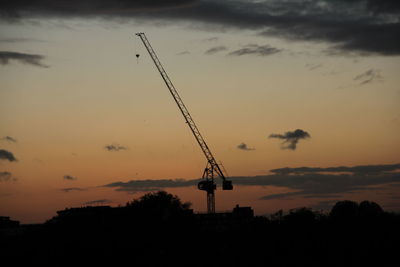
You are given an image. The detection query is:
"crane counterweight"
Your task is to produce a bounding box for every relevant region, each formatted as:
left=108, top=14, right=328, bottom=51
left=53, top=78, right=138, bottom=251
left=135, top=32, right=233, bottom=213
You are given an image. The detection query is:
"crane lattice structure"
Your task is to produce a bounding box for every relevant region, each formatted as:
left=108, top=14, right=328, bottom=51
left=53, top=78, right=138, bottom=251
left=135, top=32, right=233, bottom=213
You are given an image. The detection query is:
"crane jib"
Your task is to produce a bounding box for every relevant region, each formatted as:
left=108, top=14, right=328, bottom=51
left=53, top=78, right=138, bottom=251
left=135, top=32, right=233, bottom=213
left=136, top=33, right=222, bottom=173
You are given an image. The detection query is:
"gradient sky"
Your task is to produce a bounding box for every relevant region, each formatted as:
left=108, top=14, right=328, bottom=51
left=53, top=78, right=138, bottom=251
left=1, top=0, right=399, bottom=223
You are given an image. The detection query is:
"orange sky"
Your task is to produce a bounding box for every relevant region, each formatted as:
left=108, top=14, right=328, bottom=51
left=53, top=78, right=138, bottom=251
left=1, top=10, right=400, bottom=223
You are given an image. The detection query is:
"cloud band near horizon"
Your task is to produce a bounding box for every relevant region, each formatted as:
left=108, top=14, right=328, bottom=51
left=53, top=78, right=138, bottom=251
left=103, top=163, right=400, bottom=200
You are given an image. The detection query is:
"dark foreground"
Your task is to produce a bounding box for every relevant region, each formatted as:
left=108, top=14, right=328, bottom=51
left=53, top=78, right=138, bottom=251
left=1, top=192, right=399, bottom=267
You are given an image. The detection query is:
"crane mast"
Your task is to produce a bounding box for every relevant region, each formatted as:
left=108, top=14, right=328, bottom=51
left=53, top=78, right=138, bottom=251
left=135, top=32, right=232, bottom=213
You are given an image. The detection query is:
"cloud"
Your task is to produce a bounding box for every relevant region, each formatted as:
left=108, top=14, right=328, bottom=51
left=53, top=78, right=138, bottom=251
left=237, top=142, right=255, bottom=151
left=0, top=38, right=45, bottom=43
left=203, top=37, right=219, bottom=42
left=256, top=173, right=400, bottom=200
left=353, top=69, right=383, bottom=85
left=205, top=45, right=227, bottom=55
left=1, top=136, right=17, bottom=143
left=103, top=166, right=400, bottom=200
left=63, top=175, right=77, bottom=181
left=177, top=50, right=190, bottom=55
left=228, top=44, right=281, bottom=57
left=0, top=0, right=196, bottom=20
left=0, top=149, right=17, bottom=162
left=269, top=129, right=310, bottom=150
left=83, top=199, right=111, bottom=205
left=0, top=51, right=49, bottom=68
left=270, top=163, right=400, bottom=175
left=104, top=143, right=127, bottom=151
left=61, top=187, right=84, bottom=193
left=1, top=1, right=399, bottom=55
left=104, top=179, right=195, bottom=193
left=367, top=0, right=400, bottom=14
left=305, top=63, right=323, bottom=71
left=0, top=171, right=15, bottom=182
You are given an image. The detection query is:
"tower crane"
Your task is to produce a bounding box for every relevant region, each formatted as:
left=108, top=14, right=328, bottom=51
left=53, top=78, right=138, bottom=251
left=135, top=32, right=233, bottom=213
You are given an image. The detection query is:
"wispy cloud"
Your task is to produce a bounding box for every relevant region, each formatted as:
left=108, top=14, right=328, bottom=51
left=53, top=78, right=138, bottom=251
left=203, top=37, right=219, bottom=42
left=63, top=175, right=77, bottom=181
left=228, top=44, right=282, bottom=57
left=1, top=136, right=17, bottom=143
left=104, top=179, right=195, bottom=193
left=0, top=51, right=49, bottom=68
left=0, top=38, right=45, bottom=43
left=237, top=142, right=255, bottom=151
left=353, top=69, right=383, bottom=85
left=0, top=171, right=16, bottom=182
left=269, top=129, right=310, bottom=150
left=61, top=187, right=84, bottom=193
left=305, top=63, right=322, bottom=71
left=257, top=173, right=400, bottom=200
left=270, top=163, right=400, bottom=175
left=205, top=45, right=227, bottom=55
left=177, top=50, right=190, bottom=55
left=104, top=143, right=127, bottom=152
left=0, top=149, right=17, bottom=162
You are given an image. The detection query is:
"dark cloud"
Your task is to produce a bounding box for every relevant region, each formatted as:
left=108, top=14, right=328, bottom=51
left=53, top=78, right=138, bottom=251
left=256, top=173, right=400, bottom=200
left=305, top=63, right=323, bottom=71
left=255, top=1, right=400, bottom=56
left=103, top=168, right=400, bottom=200
left=353, top=69, right=383, bottom=85
left=104, top=179, right=195, bottom=193
left=205, top=45, right=227, bottom=55
left=1, top=1, right=399, bottom=55
left=168, top=0, right=400, bottom=55
left=63, top=175, right=77, bottom=181
left=203, top=37, right=219, bottom=42
left=83, top=199, right=111, bottom=205
left=0, top=51, right=48, bottom=68
left=177, top=50, right=190, bottom=55
left=0, top=0, right=196, bottom=20
left=1, top=136, right=17, bottom=143
left=0, top=38, right=45, bottom=43
left=61, top=187, right=84, bottom=193
left=104, top=143, right=127, bottom=151
left=228, top=44, right=281, bottom=57
left=237, top=142, right=255, bottom=151
left=367, top=0, right=400, bottom=14
left=0, top=149, right=17, bottom=162
left=270, top=163, right=400, bottom=175
left=0, top=171, right=13, bottom=182
left=269, top=129, right=310, bottom=150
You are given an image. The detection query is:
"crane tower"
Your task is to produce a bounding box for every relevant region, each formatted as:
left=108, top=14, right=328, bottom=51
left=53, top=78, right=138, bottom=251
left=135, top=32, right=233, bottom=213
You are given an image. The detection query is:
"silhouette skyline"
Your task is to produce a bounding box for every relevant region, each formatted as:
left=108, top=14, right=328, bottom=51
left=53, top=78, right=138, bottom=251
left=1, top=192, right=399, bottom=266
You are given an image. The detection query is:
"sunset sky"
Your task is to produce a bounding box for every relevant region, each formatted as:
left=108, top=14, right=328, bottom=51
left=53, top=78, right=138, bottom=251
left=1, top=0, right=399, bottom=223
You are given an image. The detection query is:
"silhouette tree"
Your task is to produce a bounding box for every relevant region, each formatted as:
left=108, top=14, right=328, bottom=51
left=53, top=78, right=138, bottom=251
left=330, top=200, right=359, bottom=220
left=284, top=207, right=317, bottom=224
left=126, top=191, right=192, bottom=221
left=359, top=200, right=383, bottom=217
